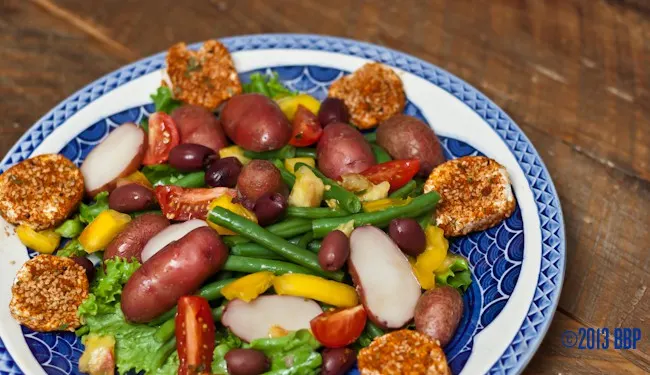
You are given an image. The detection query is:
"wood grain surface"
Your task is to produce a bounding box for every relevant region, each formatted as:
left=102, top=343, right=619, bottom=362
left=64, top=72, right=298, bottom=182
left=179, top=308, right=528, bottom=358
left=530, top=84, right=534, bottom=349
left=1, top=0, right=648, bottom=373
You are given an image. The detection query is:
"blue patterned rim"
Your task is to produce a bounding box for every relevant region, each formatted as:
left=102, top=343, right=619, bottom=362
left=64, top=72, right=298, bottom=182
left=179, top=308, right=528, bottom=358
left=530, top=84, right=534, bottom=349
left=0, top=34, right=565, bottom=375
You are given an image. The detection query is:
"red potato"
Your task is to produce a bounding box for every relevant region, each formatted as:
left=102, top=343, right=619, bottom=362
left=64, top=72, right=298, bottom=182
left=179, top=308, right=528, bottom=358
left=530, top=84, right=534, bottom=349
left=317, top=123, right=376, bottom=180
left=414, top=286, right=464, bottom=347
left=104, top=213, right=170, bottom=262
left=376, top=115, right=445, bottom=176
left=348, top=226, right=421, bottom=329
left=140, top=219, right=208, bottom=262
left=236, top=160, right=288, bottom=202
left=171, top=105, right=229, bottom=153
left=121, top=227, right=229, bottom=323
left=80, top=123, right=146, bottom=197
left=220, top=94, right=291, bottom=152
left=221, top=295, right=323, bottom=342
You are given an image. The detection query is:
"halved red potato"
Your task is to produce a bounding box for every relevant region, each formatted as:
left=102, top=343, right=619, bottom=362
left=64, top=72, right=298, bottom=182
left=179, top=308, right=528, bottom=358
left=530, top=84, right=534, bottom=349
left=221, top=295, right=323, bottom=342
left=141, top=219, right=208, bottom=262
left=348, top=226, right=421, bottom=329
left=80, top=123, right=146, bottom=197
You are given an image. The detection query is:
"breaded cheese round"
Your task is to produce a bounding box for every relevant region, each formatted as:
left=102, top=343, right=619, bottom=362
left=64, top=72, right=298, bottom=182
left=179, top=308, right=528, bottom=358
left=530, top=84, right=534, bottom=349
left=0, top=154, right=84, bottom=230
left=10, top=255, right=89, bottom=332
left=358, top=329, right=451, bottom=375
left=328, top=62, right=406, bottom=129
left=424, top=156, right=516, bottom=237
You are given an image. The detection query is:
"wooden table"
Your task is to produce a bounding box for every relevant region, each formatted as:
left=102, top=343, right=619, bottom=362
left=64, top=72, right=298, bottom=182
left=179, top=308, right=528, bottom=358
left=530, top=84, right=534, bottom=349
left=1, top=0, right=648, bottom=373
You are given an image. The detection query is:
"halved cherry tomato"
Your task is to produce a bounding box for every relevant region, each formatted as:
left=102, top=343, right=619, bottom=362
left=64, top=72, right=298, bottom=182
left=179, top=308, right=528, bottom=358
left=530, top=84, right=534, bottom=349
left=310, top=305, right=367, bottom=348
left=289, top=105, right=323, bottom=147
left=142, top=112, right=180, bottom=165
left=155, top=186, right=236, bottom=221
left=175, top=296, right=215, bottom=375
left=361, top=159, right=420, bottom=192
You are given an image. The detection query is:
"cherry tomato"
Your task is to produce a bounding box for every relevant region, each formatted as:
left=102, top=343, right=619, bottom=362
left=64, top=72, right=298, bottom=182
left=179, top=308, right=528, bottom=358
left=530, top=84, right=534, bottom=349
left=155, top=185, right=236, bottom=221
left=310, top=305, right=367, bottom=348
left=175, top=296, right=215, bottom=375
left=289, top=105, right=323, bottom=147
left=143, top=112, right=180, bottom=165
left=361, top=159, right=420, bottom=191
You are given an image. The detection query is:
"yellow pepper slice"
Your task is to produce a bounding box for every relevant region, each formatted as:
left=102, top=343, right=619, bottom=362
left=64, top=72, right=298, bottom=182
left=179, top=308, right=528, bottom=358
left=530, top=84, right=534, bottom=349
left=276, top=94, right=321, bottom=121
left=273, top=273, right=359, bottom=307
left=79, top=334, right=115, bottom=375
left=16, top=225, right=61, bottom=254
left=219, top=145, right=251, bottom=165
left=362, top=197, right=413, bottom=213
left=117, top=170, right=153, bottom=189
left=78, top=210, right=131, bottom=253
left=284, top=157, right=316, bottom=174
left=221, top=271, right=275, bottom=302
left=412, top=225, right=449, bottom=289
left=207, top=195, right=257, bottom=235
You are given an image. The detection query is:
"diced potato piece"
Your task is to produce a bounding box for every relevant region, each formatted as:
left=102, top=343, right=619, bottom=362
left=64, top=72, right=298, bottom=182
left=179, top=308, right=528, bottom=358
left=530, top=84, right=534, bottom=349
left=339, top=173, right=373, bottom=193
left=284, top=157, right=316, bottom=174
left=288, top=166, right=325, bottom=208
left=358, top=181, right=390, bottom=202
left=335, top=220, right=355, bottom=237
left=79, top=334, right=115, bottom=375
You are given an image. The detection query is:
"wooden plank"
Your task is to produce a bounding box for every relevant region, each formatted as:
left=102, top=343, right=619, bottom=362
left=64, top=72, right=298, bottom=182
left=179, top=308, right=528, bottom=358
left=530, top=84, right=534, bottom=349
left=0, top=0, right=124, bottom=158
left=526, top=310, right=647, bottom=374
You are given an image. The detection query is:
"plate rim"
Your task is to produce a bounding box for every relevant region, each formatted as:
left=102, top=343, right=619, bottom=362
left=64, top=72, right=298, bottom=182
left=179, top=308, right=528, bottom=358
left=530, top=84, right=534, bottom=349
left=0, top=33, right=566, bottom=375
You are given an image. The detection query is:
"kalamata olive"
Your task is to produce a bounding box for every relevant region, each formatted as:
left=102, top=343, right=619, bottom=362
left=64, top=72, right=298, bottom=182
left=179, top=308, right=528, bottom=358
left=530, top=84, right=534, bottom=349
left=253, top=192, right=287, bottom=226
left=225, top=348, right=270, bottom=375
left=389, top=218, right=426, bottom=256
left=318, top=97, right=350, bottom=126
left=321, top=347, right=356, bottom=375
left=108, top=184, right=155, bottom=213
left=205, top=157, right=243, bottom=188
left=318, top=230, right=350, bottom=271
left=70, top=256, right=96, bottom=282
left=168, top=143, right=216, bottom=172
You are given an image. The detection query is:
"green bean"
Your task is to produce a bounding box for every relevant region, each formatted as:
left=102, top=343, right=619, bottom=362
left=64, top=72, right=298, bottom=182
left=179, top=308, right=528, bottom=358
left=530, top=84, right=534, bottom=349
left=209, top=208, right=344, bottom=281
left=223, top=219, right=311, bottom=248
left=75, top=326, right=89, bottom=337
left=417, top=212, right=433, bottom=229
left=272, top=159, right=296, bottom=187
left=312, top=191, right=440, bottom=238
left=298, top=231, right=314, bottom=248
left=410, top=179, right=425, bottom=197
left=294, top=163, right=361, bottom=213
left=148, top=278, right=235, bottom=326
left=295, top=148, right=317, bottom=158
left=288, top=235, right=302, bottom=245
left=224, top=255, right=316, bottom=275
left=172, top=171, right=206, bottom=188
left=155, top=319, right=176, bottom=343
left=389, top=180, right=417, bottom=199
left=212, top=305, right=225, bottom=322
left=286, top=207, right=349, bottom=219
left=223, top=235, right=250, bottom=248
left=307, top=240, right=322, bottom=253
left=244, top=145, right=296, bottom=160
left=365, top=321, right=384, bottom=338
left=216, top=271, right=235, bottom=281
left=371, top=144, right=392, bottom=163
left=151, top=337, right=177, bottom=370
left=364, top=132, right=377, bottom=143
left=232, top=243, right=285, bottom=260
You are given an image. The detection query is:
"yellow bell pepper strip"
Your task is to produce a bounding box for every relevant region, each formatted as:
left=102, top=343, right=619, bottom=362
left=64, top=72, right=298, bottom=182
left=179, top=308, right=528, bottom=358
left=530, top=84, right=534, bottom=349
left=273, top=273, right=359, bottom=307
left=221, top=271, right=275, bottom=302
left=116, top=170, right=153, bottom=189
left=78, top=209, right=131, bottom=253
left=207, top=195, right=258, bottom=235
left=435, top=254, right=472, bottom=293
left=219, top=145, right=251, bottom=165
left=16, top=225, right=61, bottom=254
left=284, top=157, right=316, bottom=174
left=276, top=94, right=321, bottom=121
left=78, top=334, right=116, bottom=375
left=362, top=197, right=413, bottom=213
left=412, top=225, right=449, bottom=290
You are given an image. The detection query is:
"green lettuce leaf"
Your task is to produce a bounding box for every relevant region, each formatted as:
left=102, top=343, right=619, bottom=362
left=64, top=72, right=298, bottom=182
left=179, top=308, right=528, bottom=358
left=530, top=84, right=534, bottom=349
left=435, top=254, right=472, bottom=292
left=151, top=86, right=182, bottom=114
left=78, top=258, right=140, bottom=317
left=243, top=72, right=296, bottom=100
left=55, top=216, right=84, bottom=238
left=212, top=329, right=243, bottom=374
left=56, top=239, right=87, bottom=257
left=141, top=164, right=186, bottom=187
left=79, top=191, right=110, bottom=224
left=246, top=330, right=321, bottom=375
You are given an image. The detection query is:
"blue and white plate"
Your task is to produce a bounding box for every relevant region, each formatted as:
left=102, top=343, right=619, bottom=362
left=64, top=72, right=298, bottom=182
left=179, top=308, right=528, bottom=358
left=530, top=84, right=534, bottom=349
left=0, top=34, right=565, bottom=375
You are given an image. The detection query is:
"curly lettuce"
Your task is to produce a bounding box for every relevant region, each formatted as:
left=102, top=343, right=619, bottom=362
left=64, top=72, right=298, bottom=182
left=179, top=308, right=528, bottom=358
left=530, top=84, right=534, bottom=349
left=56, top=239, right=87, bottom=257
left=243, top=72, right=296, bottom=100
left=435, top=254, right=472, bottom=292
left=141, top=164, right=187, bottom=187
left=151, top=86, right=182, bottom=114
left=79, top=191, right=110, bottom=224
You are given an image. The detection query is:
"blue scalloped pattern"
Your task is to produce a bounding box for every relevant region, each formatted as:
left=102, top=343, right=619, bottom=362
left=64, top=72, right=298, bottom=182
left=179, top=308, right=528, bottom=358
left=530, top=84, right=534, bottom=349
left=0, top=35, right=565, bottom=375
